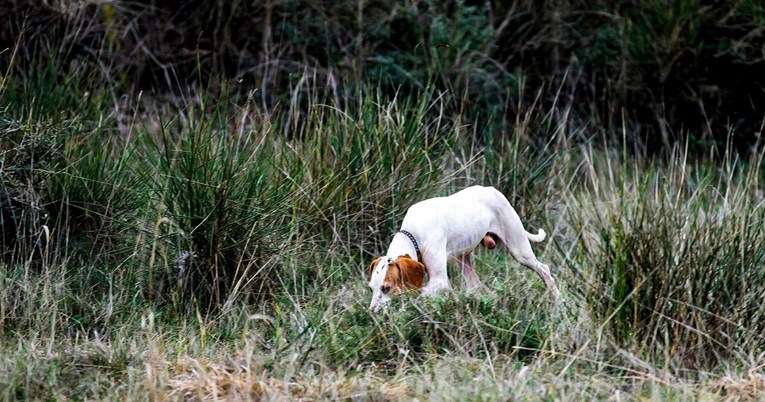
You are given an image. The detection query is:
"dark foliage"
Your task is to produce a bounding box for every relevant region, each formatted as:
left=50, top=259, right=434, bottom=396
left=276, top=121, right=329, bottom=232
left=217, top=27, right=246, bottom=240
left=2, top=0, right=764, bottom=151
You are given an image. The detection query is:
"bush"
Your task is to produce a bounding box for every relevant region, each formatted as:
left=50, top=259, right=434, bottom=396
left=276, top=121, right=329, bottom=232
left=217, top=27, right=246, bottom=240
left=139, top=94, right=294, bottom=311
left=0, top=60, right=106, bottom=261
left=4, top=0, right=765, bottom=151
left=569, top=148, right=765, bottom=368
left=284, top=286, right=553, bottom=370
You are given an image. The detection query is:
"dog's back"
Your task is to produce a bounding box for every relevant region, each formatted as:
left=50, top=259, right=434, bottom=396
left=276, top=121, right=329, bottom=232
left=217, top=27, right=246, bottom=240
left=399, top=186, right=505, bottom=254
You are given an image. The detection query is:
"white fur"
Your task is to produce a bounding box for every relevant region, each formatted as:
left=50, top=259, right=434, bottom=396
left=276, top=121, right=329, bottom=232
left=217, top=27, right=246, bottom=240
left=368, top=185, right=561, bottom=311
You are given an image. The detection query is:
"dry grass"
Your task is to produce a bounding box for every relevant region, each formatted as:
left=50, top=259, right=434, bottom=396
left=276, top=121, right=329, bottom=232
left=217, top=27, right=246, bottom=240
left=3, top=325, right=763, bottom=400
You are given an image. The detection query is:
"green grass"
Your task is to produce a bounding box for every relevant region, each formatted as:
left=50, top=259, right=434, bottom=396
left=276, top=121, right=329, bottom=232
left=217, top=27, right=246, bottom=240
left=2, top=70, right=765, bottom=400
left=564, top=148, right=765, bottom=369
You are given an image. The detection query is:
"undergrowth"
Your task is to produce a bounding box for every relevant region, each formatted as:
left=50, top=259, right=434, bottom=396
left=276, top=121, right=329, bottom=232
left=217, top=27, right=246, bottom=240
left=2, top=39, right=765, bottom=402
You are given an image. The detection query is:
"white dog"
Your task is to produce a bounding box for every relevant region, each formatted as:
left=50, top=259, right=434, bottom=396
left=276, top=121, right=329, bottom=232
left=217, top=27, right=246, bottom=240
left=367, top=185, right=560, bottom=311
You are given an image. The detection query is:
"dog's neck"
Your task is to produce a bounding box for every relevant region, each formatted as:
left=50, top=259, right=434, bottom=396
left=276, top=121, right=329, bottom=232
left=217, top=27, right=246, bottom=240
left=386, top=231, right=420, bottom=262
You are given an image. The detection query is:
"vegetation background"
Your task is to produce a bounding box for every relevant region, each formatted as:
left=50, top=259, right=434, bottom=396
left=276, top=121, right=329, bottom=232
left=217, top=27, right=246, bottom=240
left=2, top=0, right=765, bottom=399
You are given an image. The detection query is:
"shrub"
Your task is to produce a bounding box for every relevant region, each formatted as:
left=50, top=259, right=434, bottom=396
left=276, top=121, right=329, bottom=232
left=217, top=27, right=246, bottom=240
left=569, top=148, right=765, bottom=368
left=140, top=93, right=294, bottom=311
left=6, top=0, right=764, bottom=151
left=288, top=286, right=553, bottom=370
left=0, top=59, right=106, bottom=261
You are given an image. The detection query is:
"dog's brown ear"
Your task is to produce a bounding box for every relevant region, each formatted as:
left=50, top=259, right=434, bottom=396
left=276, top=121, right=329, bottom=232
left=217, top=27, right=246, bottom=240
left=393, top=255, right=427, bottom=289
left=367, top=258, right=381, bottom=278
left=383, top=263, right=403, bottom=293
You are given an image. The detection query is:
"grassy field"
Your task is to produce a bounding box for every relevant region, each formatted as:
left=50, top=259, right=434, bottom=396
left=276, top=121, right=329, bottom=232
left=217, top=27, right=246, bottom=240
left=2, top=72, right=765, bottom=400
left=3, top=1, right=765, bottom=397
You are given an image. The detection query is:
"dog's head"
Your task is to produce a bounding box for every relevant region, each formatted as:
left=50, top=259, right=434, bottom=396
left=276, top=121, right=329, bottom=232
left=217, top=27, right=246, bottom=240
left=367, top=254, right=426, bottom=312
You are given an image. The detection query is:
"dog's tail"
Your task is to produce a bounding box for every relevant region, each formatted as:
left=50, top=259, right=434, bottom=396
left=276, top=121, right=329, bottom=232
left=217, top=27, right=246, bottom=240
left=525, top=228, right=546, bottom=242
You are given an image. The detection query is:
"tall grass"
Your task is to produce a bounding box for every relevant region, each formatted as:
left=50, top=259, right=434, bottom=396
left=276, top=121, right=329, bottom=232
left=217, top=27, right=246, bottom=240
left=7, top=0, right=765, bottom=148
left=4, top=1, right=765, bottom=398
left=2, top=67, right=765, bottom=399
left=566, top=147, right=765, bottom=369
left=125, top=85, right=464, bottom=313
left=139, top=93, right=293, bottom=311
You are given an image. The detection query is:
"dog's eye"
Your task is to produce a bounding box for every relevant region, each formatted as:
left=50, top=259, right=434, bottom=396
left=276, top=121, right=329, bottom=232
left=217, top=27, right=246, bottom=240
left=381, top=285, right=391, bottom=294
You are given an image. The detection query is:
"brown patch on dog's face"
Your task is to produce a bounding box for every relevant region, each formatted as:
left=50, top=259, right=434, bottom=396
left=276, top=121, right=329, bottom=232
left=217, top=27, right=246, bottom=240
left=367, top=257, right=382, bottom=278
left=383, top=254, right=426, bottom=292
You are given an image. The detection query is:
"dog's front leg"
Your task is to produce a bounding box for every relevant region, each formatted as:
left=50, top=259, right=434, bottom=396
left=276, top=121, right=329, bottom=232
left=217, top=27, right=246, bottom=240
left=421, top=253, right=450, bottom=296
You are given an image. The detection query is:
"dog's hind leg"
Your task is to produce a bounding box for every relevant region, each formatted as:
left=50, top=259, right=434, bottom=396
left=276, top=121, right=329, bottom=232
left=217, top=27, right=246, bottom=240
left=493, top=218, right=560, bottom=299
left=514, top=253, right=561, bottom=299
left=458, top=253, right=481, bottom=292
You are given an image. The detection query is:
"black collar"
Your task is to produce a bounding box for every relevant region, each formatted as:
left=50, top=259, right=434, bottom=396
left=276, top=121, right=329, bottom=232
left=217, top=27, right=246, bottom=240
left=397, top=230, right=421, bottom=257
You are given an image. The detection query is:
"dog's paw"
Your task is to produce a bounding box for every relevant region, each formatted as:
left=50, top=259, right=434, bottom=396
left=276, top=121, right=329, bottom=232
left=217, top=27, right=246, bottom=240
left=420, top=281, right=450, bottom=297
